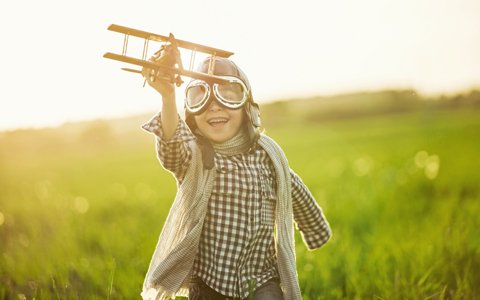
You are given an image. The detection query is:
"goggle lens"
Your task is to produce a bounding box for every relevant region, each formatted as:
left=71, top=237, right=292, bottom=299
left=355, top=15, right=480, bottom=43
left=216, top=82, right=245, bottom=103
left=186, top=84, right=208, bottom=108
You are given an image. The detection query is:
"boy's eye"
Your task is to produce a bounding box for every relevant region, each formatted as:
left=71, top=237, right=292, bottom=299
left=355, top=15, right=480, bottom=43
left=187, top=85, right=208, bottom=106
left=217, top=83, right=244, bottom=102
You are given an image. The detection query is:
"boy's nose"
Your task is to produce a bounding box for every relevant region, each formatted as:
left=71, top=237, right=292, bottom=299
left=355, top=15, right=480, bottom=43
left=207, top=97, right=223, bottom=111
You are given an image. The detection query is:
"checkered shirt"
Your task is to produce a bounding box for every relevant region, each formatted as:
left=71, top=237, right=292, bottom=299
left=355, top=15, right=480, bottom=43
left=143, top=114, right=331, bottom=298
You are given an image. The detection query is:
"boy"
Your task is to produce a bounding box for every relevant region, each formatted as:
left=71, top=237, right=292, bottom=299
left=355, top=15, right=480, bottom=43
left=141, top=56, right=331, bottom=300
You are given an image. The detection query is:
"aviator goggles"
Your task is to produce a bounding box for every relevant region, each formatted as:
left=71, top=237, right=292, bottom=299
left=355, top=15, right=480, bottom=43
left=185, top=76, right=250, bottom=114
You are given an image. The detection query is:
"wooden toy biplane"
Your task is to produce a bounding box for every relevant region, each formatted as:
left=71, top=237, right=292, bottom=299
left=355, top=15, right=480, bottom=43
left=103, top=24, right=234, bottom=86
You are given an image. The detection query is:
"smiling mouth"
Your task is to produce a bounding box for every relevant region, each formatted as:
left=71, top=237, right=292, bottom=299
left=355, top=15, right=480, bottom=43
left=207, top=118, right=229, bottom=126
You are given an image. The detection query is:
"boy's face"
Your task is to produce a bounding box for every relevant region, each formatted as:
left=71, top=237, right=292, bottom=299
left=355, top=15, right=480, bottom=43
left=193, top=98, right=244, bottom=143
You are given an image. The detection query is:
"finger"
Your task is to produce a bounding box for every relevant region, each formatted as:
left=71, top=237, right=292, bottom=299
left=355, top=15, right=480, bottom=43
left=149, top=69, right=157, bottom=82
left=141, top=67, right=150, bottom=78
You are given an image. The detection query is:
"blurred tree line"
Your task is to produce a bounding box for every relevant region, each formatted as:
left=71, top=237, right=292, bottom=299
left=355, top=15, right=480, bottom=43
left=260, top=89, right=480, bottom=126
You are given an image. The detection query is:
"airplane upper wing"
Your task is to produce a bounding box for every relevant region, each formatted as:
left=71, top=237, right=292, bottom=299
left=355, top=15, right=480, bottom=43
left=107, top=24, right=234, bottom=58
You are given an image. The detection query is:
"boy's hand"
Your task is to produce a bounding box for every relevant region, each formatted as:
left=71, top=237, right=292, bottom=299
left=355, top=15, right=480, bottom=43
left=142, top=64, right=175, bottom=100
left=142, top=45, right=178, bottom=100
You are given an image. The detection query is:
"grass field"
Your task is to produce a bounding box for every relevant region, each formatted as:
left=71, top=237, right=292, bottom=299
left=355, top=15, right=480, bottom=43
left=0, top=104, right=479, bottom=299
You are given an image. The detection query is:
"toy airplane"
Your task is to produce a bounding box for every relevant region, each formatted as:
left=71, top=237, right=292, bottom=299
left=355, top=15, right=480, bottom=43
left=103, top=24, right=234, bottom=86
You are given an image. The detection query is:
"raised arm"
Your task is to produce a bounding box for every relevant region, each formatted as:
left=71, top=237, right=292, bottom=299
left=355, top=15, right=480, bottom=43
left=142, top=56, right=195, bottom=182
left=142, top=59, right=178, bottom=141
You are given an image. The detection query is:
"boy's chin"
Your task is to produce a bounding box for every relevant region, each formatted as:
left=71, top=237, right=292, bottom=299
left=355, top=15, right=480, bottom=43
left=205, top=134, right=231, bottom=143
left=198, top=124, right=242, bottom=143
left=200, top=130, right=235, bottom=143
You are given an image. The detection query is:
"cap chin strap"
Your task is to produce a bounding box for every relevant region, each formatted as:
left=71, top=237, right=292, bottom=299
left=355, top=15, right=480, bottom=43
left=246, top=101, right=261, bottom=128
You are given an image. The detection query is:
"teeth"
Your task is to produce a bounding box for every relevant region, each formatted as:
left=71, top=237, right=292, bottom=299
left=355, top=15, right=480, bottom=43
left=208, top=118, right=228, bottom=125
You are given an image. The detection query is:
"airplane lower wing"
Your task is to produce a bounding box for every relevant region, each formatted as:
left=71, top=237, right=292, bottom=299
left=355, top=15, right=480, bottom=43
left=103, top=52, right=230, bottom=84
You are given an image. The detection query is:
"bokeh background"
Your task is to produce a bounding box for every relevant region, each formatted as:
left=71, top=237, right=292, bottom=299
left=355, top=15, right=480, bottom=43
left=1, top=0, right=480, bottom=299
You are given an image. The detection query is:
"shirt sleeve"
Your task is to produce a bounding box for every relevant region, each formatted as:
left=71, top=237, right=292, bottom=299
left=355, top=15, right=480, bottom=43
left=291, top=169, right=332, bottom=250
left=142, top=113, right=195, bottom=181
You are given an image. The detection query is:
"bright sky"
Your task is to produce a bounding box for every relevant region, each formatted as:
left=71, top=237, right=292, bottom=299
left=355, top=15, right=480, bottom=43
left=1, top=0, right=479, bottom=131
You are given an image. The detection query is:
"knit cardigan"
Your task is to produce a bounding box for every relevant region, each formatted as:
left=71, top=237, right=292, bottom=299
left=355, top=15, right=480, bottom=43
left=141, top=134, right=304, bottom=300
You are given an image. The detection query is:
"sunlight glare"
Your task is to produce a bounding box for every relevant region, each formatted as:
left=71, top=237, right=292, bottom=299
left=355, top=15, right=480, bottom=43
left=414, top=151, right=429, bottom=168
left=74, top=197, right=90, bottom=214
left=424, top=155, right=440, bottom=180
left=414, top=151, right=440, bottom=180
left=353, top=156, right=374, bottom=177
left=135, top=182, right=154, bottom=201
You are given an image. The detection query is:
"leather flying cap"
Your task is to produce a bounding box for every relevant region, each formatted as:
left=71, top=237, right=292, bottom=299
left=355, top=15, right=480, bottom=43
left=185, top=57, right=260, bottom=132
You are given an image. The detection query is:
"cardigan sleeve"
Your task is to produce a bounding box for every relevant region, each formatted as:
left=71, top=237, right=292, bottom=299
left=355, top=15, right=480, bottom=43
left=290, top=169, right=332, bottom=250
left=142, top=113, right=195, bottom=182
